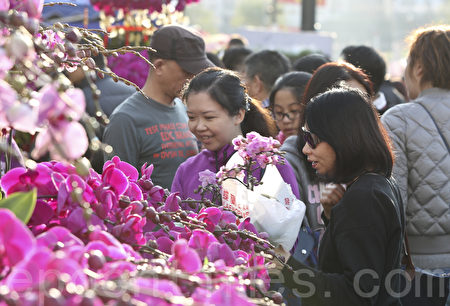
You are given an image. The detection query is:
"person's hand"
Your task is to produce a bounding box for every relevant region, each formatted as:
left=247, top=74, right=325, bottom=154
left=320, top=184, right=345, bottom=219
left=270, top=245, right=291, bottom=270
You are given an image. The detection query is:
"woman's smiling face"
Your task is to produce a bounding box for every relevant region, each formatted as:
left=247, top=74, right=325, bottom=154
left=186, top=91, right=244, bottom=152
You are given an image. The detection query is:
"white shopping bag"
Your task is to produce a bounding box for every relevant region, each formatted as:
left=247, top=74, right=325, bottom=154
left=221, top=153, right=306, bottom=251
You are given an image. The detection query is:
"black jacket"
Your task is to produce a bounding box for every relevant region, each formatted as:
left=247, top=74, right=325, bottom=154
left=282, top=173, right=404, bottom=306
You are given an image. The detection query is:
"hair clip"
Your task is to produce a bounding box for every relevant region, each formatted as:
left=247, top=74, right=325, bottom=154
left=244, top=94, right=251, bottom=112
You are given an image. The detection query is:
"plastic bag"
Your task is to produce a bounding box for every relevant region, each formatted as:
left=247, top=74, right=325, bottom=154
left=221, top=153, right=306, bottom=251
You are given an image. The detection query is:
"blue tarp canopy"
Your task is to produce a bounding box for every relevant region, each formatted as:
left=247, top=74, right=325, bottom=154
left=42, top=0, right=100, bottom=29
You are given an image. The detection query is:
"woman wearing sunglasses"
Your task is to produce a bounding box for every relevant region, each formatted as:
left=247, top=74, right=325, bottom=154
left=281, top=87, right=404, bottom=305
left=297, top=61, right=375, bottom=223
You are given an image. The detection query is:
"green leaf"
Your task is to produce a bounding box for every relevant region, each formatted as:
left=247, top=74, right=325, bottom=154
left=0, top=189, right=37, bottom=223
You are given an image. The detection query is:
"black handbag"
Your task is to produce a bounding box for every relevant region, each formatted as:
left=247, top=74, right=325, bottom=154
left=385, top=175, right=450, bottom=306
left=400, top=234, right=450, bottom=306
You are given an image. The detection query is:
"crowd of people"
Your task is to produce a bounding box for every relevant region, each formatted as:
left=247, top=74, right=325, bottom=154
left=7, top=22, right=450, bottom=305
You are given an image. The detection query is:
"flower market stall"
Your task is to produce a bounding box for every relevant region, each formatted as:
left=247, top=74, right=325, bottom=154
left=0, top=1, right=290, bottom=304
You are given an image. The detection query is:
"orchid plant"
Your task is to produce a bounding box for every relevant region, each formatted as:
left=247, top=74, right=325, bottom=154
left=216, top=132, right=284, bottom=191
left=0, top=1, right=287, bottom=304
left=0, top=0, right=157, bottom=172
left=0, top=156, right=285, bottom=304
left=90, top=0, right=201, bottom=16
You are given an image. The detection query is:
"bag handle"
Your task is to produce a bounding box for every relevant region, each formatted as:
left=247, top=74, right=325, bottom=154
left=403, top=233, right=416, bottom=279
left=417, top=103, right=450, bottom=153
left=383, top=175, right=416, bottom=279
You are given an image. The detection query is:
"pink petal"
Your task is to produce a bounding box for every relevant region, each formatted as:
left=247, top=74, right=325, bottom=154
left=156, top=236, right=174, bottom=254
left=36, top=226, right=83, bottom=249
left=0, top=167, right=27, bottom=195
left=5, top=247, right=51, bottom=292
left=0, top=209, right=36, bottom=267
left=64, top=88, right=85, bottom=121
left=59, top=121, right=89, bottom=160
left=103, top=167, right=129, bottom=196
left=170, top=239, right=202, bottom=273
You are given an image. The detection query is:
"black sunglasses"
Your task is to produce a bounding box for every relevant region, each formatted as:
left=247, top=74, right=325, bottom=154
left=302, top=127, right=320, bottom=149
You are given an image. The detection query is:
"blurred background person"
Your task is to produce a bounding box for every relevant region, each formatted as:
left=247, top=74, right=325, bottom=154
left=222, top=47, right=252, bottom=73
left=206, top=51, right=224, bottom=68
left=242, top=50, right=291, bottom=108
left=103, top=25, right=213, bottom=189
left=381, top=25, right=450, bottom=275
left=66, top=51, right=135, bottom=118
left=269, top=71, right=312, bottom=144
left=341, top=45, right=406, bottom=114
left=292, top=53, right=331, bottom=75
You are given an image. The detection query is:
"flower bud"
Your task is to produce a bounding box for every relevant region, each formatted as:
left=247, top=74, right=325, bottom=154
left=160, top=213, right=172, bottom=223
left=6, top=31, right=33, bottom=60
left=147, top=240, right=158, bottom=249
left=65, top=41, right=77, bottom=57
left=87, top=250, right=106, bottom=271
left=227, top=231, right=238, bottom=240
left=25, top=18, right=40, bottom=35
left=96, top=70, right=105, bottom=79
left=119, top=195, right=131, bottom=208
left=84, top=57, right=95, bottom=69
left=65, top=28, right=82, bottom=43
left=74, top=157, right=91, bottom=177
left=226, top=223, right=238, bottom=231
left=91, top=46, right=99, bottom=57
left=179, top=211, right=188, bottom=220
left=130, top=201, right=144, bottom=214
left=10, top=11, right=27, bottom=27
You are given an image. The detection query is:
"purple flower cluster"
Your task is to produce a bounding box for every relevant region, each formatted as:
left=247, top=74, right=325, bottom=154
left=0, top=1, right=107, bottom=161
left=2, top=0, right=43, bottom=19
left=107, top=51, right=150, bottom=88
left=90, top=0, right=200, bottom=16
left=232, top=132, right=282, bottom=169
left=216, top=132, right=284, bottom=189
left=198, top=169, right=217, bottom=187
left=0, top=156, right=275, bottom=304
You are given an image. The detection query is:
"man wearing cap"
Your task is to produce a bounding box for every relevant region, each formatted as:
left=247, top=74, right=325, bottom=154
left=103, top=25, right=213, bottom=189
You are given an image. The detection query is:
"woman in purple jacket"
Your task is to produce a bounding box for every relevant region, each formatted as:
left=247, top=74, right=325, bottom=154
left=171, top=67, right=300, bottom=202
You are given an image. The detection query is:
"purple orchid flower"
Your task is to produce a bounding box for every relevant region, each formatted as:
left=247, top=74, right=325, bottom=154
left=9, top=0, right=44, bottom=19
left=103, top=156, right=139, bottom=182
left=156, top=236, right=173, bottom=255
left=133, top=277, right=183, bottom=306
left=0, top=163, right=56, bottom=196
left=28, top=199, right=54, bottom=226
left=208, top=284, right=254, bottom=305
left=36, top=226, right=83, bottom=250
left=140, top=162, right=154, bottom=181
left=169, top=239, right=202, bottom=273
left=206, top=241, right=236, bottom=266
left=0, top=209, right=35, bottom=272
left=4, top=246, right=88, bottom=292
left=188, top=229, right=218, bottom=259
left=198, top=169, right=217, bottom=187
left=160, top=192, right=181, bottom=212
left=124, top=181, right=143, bottom=201
left=102, top=163, right=130, bottom=196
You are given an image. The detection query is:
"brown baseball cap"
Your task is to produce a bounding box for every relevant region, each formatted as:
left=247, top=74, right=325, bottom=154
left=150, top=25, right=214, bottom=75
